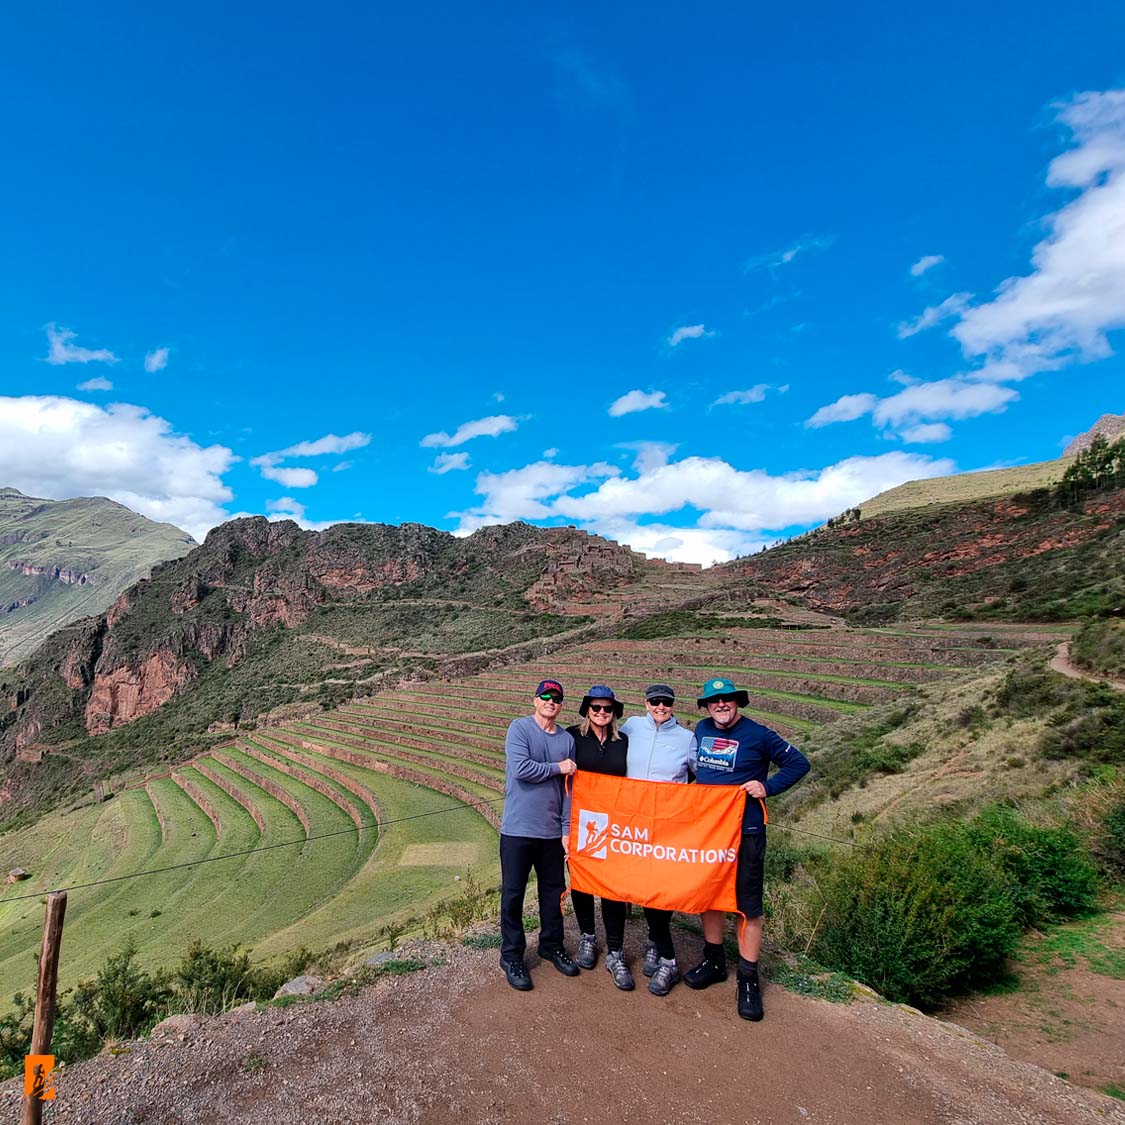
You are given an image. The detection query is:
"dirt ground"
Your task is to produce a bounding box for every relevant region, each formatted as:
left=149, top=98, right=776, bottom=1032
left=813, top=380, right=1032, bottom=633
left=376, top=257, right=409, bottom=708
left=943, top=912, right=1125, bottom=1098
left=5, top=923, right=1124, bottom=1125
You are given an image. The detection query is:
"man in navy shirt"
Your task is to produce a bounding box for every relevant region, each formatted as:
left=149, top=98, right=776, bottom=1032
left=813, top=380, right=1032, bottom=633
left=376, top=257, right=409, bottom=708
left=686, top=676, right=810, bottom=1021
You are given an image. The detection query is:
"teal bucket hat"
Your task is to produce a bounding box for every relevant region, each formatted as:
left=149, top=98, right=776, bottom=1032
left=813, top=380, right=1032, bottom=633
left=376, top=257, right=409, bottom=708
left=697, top=676, right=750, bottom=709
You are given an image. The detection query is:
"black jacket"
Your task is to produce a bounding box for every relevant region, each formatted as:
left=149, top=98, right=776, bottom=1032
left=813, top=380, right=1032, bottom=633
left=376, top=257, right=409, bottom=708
left=566, top=724, right=628, bottom=777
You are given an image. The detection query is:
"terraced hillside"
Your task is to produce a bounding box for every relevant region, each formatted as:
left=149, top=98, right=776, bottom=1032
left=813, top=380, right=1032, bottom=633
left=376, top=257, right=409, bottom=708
left=0, top=619, right=1065, bottom=1005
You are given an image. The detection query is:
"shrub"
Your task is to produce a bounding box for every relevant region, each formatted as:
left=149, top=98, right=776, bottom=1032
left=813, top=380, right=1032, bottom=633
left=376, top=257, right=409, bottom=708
left=811, top=821, right=1021, bottom=1008
left=965, top=805, right=1098, bottom=926
left=1070, top=619, right=1125, bottom=679
left=174, top=940, right=311, bottom=1013
left=70, top=939, right=173, bottom=1040
left=1103, top=799, right=1125, bottom=877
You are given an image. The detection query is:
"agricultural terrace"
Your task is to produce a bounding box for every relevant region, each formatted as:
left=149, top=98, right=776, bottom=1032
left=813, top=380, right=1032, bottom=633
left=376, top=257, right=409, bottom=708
left=0, top=622, right=1063, bottom=1004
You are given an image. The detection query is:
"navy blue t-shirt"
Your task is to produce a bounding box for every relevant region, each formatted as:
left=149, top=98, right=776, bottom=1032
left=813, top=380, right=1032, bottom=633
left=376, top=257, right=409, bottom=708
left=694, top=715, right=810, bottom=833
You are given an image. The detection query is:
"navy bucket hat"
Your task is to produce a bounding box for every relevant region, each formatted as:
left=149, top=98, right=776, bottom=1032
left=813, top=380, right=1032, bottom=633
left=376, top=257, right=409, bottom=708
left=578, top=684, right=624, bottom=719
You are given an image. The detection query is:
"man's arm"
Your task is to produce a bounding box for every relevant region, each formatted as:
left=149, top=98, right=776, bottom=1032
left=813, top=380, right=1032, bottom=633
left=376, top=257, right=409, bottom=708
left=762, top=728, right=810, bottom=797
left=505, top=720, right=568, bottom=783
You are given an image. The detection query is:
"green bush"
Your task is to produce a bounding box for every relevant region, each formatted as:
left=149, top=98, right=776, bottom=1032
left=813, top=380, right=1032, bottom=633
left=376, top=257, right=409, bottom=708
left=1070, top=619, right=1125, bottom=679
left=70, top=939, right=173, bottom=1041
left=966, top=805, right=1098, bottom=926
left=811, top=821, right=1020, bottom=1008
left=1103, top=800, right=1125, bottom=876
left=174, top=940, right=311, bottom=1013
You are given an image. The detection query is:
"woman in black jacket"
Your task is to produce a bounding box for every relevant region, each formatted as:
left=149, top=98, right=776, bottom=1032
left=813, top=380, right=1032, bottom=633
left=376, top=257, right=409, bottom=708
left=566, top=684, right=633, bottom=990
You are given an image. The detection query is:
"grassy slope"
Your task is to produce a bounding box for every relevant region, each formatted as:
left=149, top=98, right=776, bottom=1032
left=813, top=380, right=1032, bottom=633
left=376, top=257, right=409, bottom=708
left=857, top=457, right=1073, bottom=519
left=0, top=490, right=195, bottom=665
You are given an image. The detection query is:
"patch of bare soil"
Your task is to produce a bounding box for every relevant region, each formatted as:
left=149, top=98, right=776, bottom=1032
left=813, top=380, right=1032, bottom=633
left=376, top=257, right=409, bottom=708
left=943, top=913, right=1125, bottom=1098
left=4, top=924, right=1124, bottom=1125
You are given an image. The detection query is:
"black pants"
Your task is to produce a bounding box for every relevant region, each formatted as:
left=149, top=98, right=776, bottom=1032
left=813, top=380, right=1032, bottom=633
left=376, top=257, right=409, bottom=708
left=499, top=834, right=566, bottom=963
left=571, top=890, right=627, bottom=951
left=643, top=907, right=676, bottom=960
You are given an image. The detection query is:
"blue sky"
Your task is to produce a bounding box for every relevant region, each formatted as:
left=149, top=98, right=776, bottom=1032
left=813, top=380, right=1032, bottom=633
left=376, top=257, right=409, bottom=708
left=2, top=2, right=1124, bottom=563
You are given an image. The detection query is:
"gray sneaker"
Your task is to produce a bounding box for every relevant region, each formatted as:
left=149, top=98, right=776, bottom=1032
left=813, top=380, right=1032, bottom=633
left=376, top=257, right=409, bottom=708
left=576, top=932, right=599, bottom=970
left=647, top=957, right=679, bottom=997
left=605, top=949, right=635, bottom=991
left=642, top=941, right=660, bottom=978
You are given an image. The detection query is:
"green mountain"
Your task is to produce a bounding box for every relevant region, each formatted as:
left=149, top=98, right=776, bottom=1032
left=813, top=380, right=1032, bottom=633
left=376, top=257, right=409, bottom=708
left=0, top=489, right=196, bottom=667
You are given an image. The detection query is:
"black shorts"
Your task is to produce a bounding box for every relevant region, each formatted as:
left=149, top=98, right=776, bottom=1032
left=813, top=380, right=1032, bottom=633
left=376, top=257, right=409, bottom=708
left=736, top=833, right=766, bottom=919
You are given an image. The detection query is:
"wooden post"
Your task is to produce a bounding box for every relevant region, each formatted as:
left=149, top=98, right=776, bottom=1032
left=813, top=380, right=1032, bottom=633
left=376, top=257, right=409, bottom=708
left=21, top=891, right=67, bottom=1125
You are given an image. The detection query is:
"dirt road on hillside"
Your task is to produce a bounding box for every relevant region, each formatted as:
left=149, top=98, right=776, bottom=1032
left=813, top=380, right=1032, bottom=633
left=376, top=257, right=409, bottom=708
left=4, top=926, right=1123, bottom=1125
left=1049, top=642, right=1125, bottom=691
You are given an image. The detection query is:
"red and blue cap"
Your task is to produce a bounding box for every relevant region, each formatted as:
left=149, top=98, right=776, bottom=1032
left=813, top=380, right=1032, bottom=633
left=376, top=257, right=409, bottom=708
left=535, top=679, right=564, bottom=700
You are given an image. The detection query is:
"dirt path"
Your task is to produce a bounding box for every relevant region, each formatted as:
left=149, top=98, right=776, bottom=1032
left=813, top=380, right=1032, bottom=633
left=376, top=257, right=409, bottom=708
left=1049, top=642, right=1125, bottom=691
left=7, top=926, right=1123, bottom=1125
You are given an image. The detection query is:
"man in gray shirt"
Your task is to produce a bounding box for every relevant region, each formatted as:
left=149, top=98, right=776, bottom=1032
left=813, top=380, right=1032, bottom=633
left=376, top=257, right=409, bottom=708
left=499, top=678, right=580, bottom=990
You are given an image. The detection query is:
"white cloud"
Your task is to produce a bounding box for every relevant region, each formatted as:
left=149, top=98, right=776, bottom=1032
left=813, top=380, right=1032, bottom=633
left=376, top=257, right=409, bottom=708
left=584, top=518, right=771, bottom=567
left=542, top=448, right=559, bottom=459
left=332, top=461, right=353, bottom=473
left=667, top=323, right=714, bottom=347
left=0, top=396, right=235, bottom=541
left=899, top=422, right=953, bottom=444
left=420, top=414, right=519, bottom=448
left=897, top=293, right=973, bottom=338
left=712, top=385, right=770, bottom=407
left=618, top=441, right=677, bottom=473
left=871, top=378, right=1017, bottom=428
left=952, top=90, right=1125, bottom=373
left=44, top=324, right=118, bottom=366
left=553, top=452, right=952, bottom=532
left=805, top=393, right=879, bottom=428
left=266, top=497, right=305, bottom=518
left=429, top=452, right=471, bottom=474
left=910, top=254, right=945, bottom=277
left=450, top=460, right=619, bottom=534
left=77, top=377, right=113, bottom=392
left=251, top=431, right=371, bottom=489
left=608, top=389, right=668, bottom=417
left=492, top=392, right=505, bottom=403
left=259, top=465, right=318, bottom=488
left=745, top=236, right=833, bottom=273
left=144, top=347, right=169, bottom=373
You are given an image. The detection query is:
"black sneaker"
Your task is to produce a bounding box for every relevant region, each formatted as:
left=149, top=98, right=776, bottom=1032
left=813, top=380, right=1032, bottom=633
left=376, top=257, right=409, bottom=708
left=500, top=957, right=533, bottom=991
left=737, top=971, right=764, bottom=1021
left=539, top=948, right=580, bottom=977
left=642, top=940, right=660, bottom=978
left=684, top=956, right=728, bottom=990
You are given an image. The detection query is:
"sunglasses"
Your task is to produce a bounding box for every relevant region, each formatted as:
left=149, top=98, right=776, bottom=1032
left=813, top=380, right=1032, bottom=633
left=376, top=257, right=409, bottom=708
left=587, top=703, right=614, bottom=714
left=538, top=693, right=563, bottom=703
left=647, top=698, right=674, bottom=708
left=709, top=694, right=739, bottom=704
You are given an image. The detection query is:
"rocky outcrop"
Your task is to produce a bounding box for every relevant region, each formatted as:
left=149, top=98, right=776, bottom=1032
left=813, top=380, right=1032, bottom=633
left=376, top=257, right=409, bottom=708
left=85, top=647, right=197, bottom=734
left=6, top=560, right=91, bottom=585
left=1064, top=412, right=1125, bottom=456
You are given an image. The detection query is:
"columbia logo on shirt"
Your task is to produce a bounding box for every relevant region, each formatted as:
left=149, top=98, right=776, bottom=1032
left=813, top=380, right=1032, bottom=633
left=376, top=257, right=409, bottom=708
left=698, top=736, right=739, bottom=772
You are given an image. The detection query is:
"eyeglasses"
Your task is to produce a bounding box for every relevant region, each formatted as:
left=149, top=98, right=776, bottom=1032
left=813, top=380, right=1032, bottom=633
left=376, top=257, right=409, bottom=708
left=647, top=698, right=674, bottom=708
left=587, top=703, right=614, bottom=714
left=537, top=693, right=563, bottom=703
left=709, top=694, right=739, bottom=704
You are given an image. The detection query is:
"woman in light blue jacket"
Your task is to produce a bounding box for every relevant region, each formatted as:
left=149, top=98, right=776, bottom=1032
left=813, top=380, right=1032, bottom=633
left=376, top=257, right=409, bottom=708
left=620, top=683, right=697, bottom=996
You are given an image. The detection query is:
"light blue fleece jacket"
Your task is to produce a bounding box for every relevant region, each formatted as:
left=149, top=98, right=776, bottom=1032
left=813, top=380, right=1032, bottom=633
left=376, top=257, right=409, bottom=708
left=621, top=714, right=697, bottom=783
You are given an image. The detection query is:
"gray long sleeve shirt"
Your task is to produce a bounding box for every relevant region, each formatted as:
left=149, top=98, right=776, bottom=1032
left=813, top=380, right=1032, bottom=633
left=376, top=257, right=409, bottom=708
left=499, top=715, right=575, bottom=839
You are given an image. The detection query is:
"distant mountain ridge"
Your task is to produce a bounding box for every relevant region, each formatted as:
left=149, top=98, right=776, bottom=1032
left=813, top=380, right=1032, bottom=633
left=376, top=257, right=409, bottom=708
left=1064, top=412, right=1125, bottom=456
left=0, top=489, right=196, bottom=667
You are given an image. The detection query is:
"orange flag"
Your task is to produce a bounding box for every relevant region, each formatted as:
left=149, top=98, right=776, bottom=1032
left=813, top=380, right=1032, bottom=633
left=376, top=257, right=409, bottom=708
left=567, top=772, right=745, bottom=914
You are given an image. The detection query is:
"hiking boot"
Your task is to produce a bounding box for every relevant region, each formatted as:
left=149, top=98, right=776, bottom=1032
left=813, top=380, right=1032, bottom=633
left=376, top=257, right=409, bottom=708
left=647, top=957, right=679, bottom=996
left=737, top=971, right=764, bottom=1021
left=605, top=950, right=635, bottom=991
left=576, top=932, right=599, bottom=970
left=539, top=948, right=580, bottom=977
left=642, top=940, right=660, bottom=978
left=684, top=955, right=728, bottom=990
left=500, top=957, right=533, bottom=991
